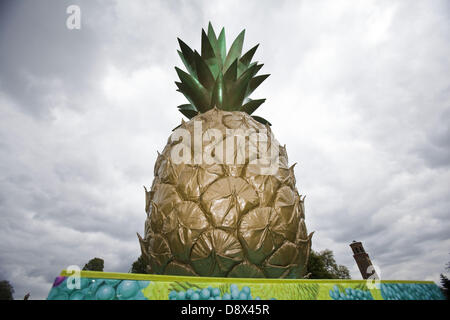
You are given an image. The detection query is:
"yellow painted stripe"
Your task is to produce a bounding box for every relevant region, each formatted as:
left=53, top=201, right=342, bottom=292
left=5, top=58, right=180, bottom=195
left=59, top=270, right=435, bottom=285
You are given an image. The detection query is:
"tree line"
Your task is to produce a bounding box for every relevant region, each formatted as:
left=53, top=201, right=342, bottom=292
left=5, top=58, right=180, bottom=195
left=1, top=251, right=449, bottom=299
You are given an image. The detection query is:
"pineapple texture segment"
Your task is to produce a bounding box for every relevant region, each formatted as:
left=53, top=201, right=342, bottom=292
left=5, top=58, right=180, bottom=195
left=140, top=109, right=312, bottom=278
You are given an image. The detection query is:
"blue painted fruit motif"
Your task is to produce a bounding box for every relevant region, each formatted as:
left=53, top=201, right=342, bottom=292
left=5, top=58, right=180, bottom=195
left=52, top=292, right=69, bottom=300
left=212, top=288, right=221, bottom=297
left=48, top=278, right=148, bottom=300
left=116, top=280, right=140, bottom=300
left=329, top=285, right=373, bottom=300
left=133, top=290, right=148, bottom=300
left=104, top=279, right=121, bottom=287
left=380, top=283, right=445, bottom=300
left=191, top=292, right=200, bottom=300
left=167, top=283, right=275, bottom=300
left=139, top=280, right=150, bottom=289
left=88, top=279, right=105, bottom=295
left=70, top=291, right=85, bottom=300
left=200, top=288, right=211, bottom=299
left=95, top=285, right=116, bottom=300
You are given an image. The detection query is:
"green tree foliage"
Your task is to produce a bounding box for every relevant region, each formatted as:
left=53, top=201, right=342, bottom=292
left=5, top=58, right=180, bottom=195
left=130, top=255, right=148, bottom=274
left=336, top=265, right=352, bottom=279
left=440, top=274, right=449, bottom=300
left=82, top=257, right=104, bottom=272
left=307, top=249, right=351, bottom=279
left=440, top=258, right=450, bottom=300
left=0, top=280, right=14, bottom=300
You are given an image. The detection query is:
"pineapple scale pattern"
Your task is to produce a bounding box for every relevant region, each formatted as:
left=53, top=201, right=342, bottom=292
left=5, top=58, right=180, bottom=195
left=138, top=109, right=313, bottom=278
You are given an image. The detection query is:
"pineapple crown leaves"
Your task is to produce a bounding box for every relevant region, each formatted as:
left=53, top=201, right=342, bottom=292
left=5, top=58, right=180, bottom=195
left=175, top=22, right=271, bottom=125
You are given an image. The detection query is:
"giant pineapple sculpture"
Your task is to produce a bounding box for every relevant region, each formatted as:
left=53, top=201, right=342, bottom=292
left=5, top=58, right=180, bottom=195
left=138, top=23, right=313, bottom=278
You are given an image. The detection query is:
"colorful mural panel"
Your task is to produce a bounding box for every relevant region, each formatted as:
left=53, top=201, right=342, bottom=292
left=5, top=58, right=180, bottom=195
left=46, top=270, right=445, bottom=300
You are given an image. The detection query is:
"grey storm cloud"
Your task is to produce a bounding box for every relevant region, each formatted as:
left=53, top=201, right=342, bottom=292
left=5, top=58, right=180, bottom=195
left=0, top=0, right=449, bottom=299
left=0, top=0, right=104, bottom=117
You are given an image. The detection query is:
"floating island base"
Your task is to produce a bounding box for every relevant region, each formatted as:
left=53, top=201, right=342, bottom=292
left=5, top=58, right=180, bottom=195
left=47, top=270, right=445, bottom=300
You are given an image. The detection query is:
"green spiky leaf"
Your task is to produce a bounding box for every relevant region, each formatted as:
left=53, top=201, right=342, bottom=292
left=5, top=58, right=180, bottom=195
left=241, top=98, right=266, bottom=115
left=175, top=24, right=270, bottom=119
left=246, top=74, right=270, bottom=98
left=177, top=51, right=196, bottom=77
left=226, top=63, right=260, bottom=110
left=240, top=44, right=259, bottom=67
left=193, top=50, right=215, bottom=90
left=223, top=59, right=238, bottom=84
left=201, top=29, right=215, bottom=60
left=217, top=28, right=226, bottom=64
left=175, top=81, right=195, bottom=107
left=178, top=39, right=196, bottom=76
left=207, top=22, right=218, bottom=49
left=251, top=115, right=272, bottom=126
left=238, top=61, right=258, bottom=78
left=177, top=104, right=198, bottom=119
left=207, top=22, right=222, bottom=69
left=223, top=29, right=245, bottom=72
left=211, top=72, right=224, bottom=108
left=252, top=63, right=264, bottom=77
left=175, top=67, right=210, bottom=112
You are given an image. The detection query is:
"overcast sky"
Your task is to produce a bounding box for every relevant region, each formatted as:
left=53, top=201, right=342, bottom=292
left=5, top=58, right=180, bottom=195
left=0, top=0, right=449, bottom=299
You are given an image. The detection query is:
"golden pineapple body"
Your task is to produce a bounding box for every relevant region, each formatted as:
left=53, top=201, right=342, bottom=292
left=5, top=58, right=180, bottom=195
left=138, top=109, right=312, bottom=278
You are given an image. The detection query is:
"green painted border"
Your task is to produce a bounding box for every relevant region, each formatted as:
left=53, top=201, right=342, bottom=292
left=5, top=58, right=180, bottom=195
left=59, top=270, right=435, bottom=285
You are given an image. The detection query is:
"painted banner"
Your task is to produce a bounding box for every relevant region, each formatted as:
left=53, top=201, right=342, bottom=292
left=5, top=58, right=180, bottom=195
left=46, top=270, right=445, bottom=300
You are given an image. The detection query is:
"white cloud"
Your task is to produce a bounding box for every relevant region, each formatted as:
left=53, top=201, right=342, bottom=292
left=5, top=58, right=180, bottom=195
left=0, top=0, right=449, bottom=299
